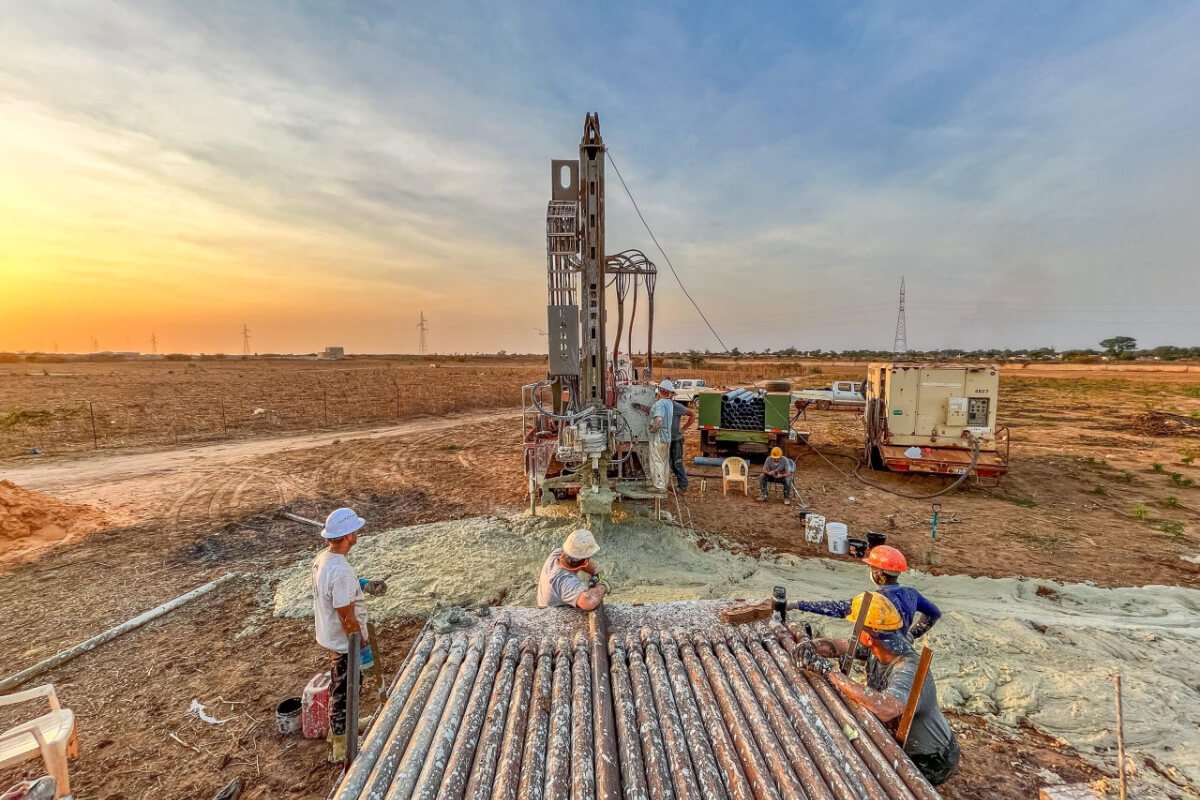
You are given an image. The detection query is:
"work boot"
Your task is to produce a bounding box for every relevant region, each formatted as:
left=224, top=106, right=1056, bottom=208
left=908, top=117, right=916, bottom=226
left=756, top=495, right=767, bottom=502
left=784, top=499, right=791, bottom=506
left=329, top=732, right=347, bottom=763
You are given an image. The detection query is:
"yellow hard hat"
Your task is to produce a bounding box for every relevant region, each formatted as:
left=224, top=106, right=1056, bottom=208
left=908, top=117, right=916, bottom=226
left=845, top=592, right=903, bottom=631
left=770, top=447, right=783, bottom=458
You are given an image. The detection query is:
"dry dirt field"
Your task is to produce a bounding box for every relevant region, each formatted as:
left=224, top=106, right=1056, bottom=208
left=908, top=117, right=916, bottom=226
left=1, top=358, right=1198, bottom=799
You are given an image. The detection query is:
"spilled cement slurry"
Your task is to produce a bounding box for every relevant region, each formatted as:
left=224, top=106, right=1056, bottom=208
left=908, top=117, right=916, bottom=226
left=272, top=513, right=1200, bottom=795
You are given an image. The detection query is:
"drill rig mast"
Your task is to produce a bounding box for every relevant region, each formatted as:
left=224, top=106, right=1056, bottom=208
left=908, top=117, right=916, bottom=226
left=524, top=113, right=660, bottom=524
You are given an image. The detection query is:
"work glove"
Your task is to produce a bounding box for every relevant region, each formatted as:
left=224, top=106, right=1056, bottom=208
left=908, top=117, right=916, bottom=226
left=359, top=642, right=375, bottom=671
left=595, top=572, right=611, bottom=590
left=794, top=641, right=833, bottom=676
left=910, top=616, right=933, bottom=640
left=360, top=579, right=389, bottom=597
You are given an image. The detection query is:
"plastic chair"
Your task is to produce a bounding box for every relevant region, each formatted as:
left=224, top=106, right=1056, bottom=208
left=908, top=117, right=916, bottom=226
left=722, top=457, right=749, bottom=496
left=0, top=685, right=77, bottom=799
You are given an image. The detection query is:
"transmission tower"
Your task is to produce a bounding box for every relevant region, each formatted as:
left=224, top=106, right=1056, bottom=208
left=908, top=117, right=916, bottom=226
left=892, top=277, right=908, bottom=355
left=242, top=323, right=251, bottom=357
left=90, top=336, right=98, bottom=353
left=150, top=332, right=158, bottom=355
left=417, top=311, right=428, bottom=355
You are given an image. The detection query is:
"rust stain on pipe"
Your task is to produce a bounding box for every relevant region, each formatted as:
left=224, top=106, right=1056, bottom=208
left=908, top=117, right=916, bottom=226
left=640, top=627, right=704, bottom=800
left=518, top=639, right=555, bottom=800
left=591, top=611, right=622, bottom=800
left=411, top=633, right=489, bottom=800
left=543, top=638, right=574, bottom=800
left=624, top=632, right=674, bottom=800
left=462, top=638, right=521, bottom=800
left=656, top=630, right=729, bottom=800
left=571, top=633, right=595, bottom=800
left=607, top=636, right=650, bottom=800
left=493, top=638, right=539, bottom=800
left=672, top=631, right=755, bottom=800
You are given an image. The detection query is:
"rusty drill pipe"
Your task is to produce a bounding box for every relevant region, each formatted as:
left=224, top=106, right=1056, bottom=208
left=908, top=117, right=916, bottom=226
left=623, top=632, right=674, bottom=800
left=607, top=636, right=650, bottom=800
left=705, top=633, right=808, bottom=800
left=739, top=632, right=873, bottom=800
left=771, top=627, right=930, bottom=800
left=690, top=632, right=785, bottom=800
left=639, top=628, right=704, bottom=800
left=570, top=633, right=595, bottom=800
left=543, top=639, right=574, bottom=800
left=723, top=632, right=841, bottom=800
left=386, top=636, right=471, bottom=800
left=411, top=632, right=490, bottom=800
left=462, top=638, right=522, bottom=800
left=433, top=624, right=512, bottom=800
left=517, top=640, right=555, bottom=800
left=672, top=631, right=756, bottom=800
left=591, top=611, right=622, bottom=800
left=337, top=631, right=438, bottom=800
left=362, top=637, right=452, bottom=799
left=492, top=638, right=539, bottom=800
left=658, top=631, right=729, bottom=800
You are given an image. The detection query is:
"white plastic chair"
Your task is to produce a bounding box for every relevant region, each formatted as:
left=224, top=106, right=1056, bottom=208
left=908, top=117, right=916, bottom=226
left=722, top=457, right=749, bottom=496
left=0, top=685, right=77, bottom=799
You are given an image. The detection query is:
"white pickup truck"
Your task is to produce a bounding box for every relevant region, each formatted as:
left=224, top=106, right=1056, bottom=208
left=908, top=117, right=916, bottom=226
left=793, top=381, right=865, bottom=410
left=671, top=378, right=709, bottom=404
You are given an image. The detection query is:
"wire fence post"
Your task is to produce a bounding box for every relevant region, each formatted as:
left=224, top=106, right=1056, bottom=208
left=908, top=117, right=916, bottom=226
left=87, top=401, right=98, bottom=449
left=219, top=398, right=227, bottom=436
left=322, top=389, right=329, bottom=427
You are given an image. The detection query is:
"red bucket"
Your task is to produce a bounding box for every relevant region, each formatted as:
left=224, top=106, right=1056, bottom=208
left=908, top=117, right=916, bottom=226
left=302, top=671, right=331, bottom=739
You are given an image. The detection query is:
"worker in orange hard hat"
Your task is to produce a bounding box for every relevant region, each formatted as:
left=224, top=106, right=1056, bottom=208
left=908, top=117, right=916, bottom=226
left=787, top=544, right=941, bottom=638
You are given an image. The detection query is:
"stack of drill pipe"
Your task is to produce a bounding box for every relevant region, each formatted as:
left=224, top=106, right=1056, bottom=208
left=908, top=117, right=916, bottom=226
left=721, top=390, right=766, bottom=430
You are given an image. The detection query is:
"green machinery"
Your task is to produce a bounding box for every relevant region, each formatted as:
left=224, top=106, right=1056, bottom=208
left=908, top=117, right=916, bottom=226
left=695, top=388, right=805, bottom=459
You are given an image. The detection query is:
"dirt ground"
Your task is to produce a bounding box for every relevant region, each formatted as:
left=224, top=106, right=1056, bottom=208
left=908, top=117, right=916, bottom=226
left=1, top=361, right=1197, bottom=798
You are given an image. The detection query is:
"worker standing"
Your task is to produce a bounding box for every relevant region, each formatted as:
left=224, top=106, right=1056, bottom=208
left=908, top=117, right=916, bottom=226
left=788, top=545, right=942, bottom=638
left=669, top=395, right=697, bottom=492
left=646, top=380, right=676, bottom=493
left=311, top=507, right=388, bottom=762
left=796, top=593, right=960, bottom=786
left=757, top=446, right=795, bottom=504
left=537, top=528, right=609, bottom=610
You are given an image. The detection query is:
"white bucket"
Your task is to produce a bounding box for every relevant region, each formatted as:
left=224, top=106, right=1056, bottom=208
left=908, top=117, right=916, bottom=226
left=804, top=514, right=827, bottom=544
left=826, top=522, right=849, bottom=555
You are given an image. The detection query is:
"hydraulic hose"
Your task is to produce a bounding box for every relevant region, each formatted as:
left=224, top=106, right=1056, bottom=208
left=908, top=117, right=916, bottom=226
left=805, top=437, right=981, bottom=500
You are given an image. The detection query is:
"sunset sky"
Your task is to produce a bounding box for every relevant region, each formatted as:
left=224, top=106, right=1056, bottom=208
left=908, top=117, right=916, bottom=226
left=2, top=2, right=1198, bottom=354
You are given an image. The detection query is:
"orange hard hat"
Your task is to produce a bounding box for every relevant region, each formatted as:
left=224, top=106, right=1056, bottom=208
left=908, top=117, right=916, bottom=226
left=863, top=545, right=907, bottom=574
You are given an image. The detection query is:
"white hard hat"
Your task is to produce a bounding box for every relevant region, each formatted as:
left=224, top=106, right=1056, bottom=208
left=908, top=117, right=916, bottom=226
left=321, top=507, right=366, bottom=539
left=658, top=379, right=676, bottom=393
left=562, top=528, right=600, bottom=560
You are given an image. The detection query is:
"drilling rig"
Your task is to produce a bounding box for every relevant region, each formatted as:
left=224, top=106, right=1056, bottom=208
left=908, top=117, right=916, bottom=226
left=523, top=113, right=662, bottom=526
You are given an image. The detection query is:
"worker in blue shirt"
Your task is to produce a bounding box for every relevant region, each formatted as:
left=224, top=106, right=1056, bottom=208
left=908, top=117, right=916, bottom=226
left=789, top=545, right=941, bottom=638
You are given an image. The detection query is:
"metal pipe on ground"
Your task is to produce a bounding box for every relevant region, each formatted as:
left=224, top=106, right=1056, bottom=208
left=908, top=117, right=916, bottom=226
left=607, top=636, right=650, bottom=800
left=570, top=633, right=595, bottom=800
left=690, top=632, right=785, bottom=800
left=590, top=611, right=622, bottom=800
left=492, top=638, right=539, bottom=800
left=384, top=636, right=470, bottom=800
left=462, top=638, right=522, bottom=800
left=655, top=629, right=728, bottom=800
left=347, top=634, right=362, bottom=767
left=672, top=631, right=756, bottom=800
left=432, top=624, right=513, bottom=800
left=722, top=632, right=838, bottom=800
left=624, top=633, right=674, bottom=800
left=543, top=639, right=574, bottom=800
left=517, top=640, right=555, bottom=800
left=338, top=633, right=438, bottom=800
left=639, top=628, right=704, bottom=800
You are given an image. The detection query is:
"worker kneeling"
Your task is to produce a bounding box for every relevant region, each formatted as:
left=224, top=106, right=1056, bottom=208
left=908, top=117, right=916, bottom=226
left=757, top=447, right=795, bottom=504
left=537, top=528, right=609, bottom=610
left=796, top=593, right=961, bottom=786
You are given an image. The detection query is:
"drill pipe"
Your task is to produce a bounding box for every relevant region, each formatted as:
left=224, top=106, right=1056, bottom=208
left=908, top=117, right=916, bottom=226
left=705, top=633, right=808, bottom=800
left=571, top=633, right=595, bottom=800
left=517, top=640, right=555, bottom=800
left=722, top=632, right=839, bottom=800
left=772, top=627, right=931, bottom=800
left=462, top=638, right=521, bottom=800
left=623, top=633, right=674, bottom=800
left=411, top=629, right=493, bottom=800
left=690, top=632, right=785, bottom=800
left=433, top=625, right=513, bottom=800
left=607, top=636, right=650, bottom=800
left=336, top=631, right=437, bottom=800
left=385, top=636, right=470, bottom=800
left=739, top=632, right=874, bottom=800
left=492, top=638, right=539, bottom=800
left=362, top=637, right=452, bottom=799
left=639, top=628, right=703, bottom=800
left=655, top=630, right=728, bottom=800
left=543, top=639, right=574, bottom=800
left=671, top=631, right=756, bottom=800
left=591, top=612, right=621, bottom=800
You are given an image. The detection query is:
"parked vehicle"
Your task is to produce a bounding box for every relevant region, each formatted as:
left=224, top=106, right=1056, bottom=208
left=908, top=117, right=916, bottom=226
left=671, top=378, right=709, bottom=404
left=794, top=381, right=865, bottom=410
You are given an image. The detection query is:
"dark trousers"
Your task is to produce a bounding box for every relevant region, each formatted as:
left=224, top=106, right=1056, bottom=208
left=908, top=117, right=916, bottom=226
left=758, top=473, right=794, bottom=498
left=329, top=651, right=364, bottom=736
left=910, top=738, right=961, bottom=786
left=669, top=438, right=688, bottom=490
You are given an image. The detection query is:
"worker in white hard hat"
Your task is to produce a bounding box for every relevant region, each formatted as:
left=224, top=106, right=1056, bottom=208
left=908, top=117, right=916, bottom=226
left=645, top=379, right=676, bottom=493
left=536, top=528, right=609, bottom=610
left=311, top=507, right=388, bottom=762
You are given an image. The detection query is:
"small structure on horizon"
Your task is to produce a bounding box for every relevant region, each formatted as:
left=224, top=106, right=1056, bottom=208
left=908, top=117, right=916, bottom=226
left=322, top=346, right=345, bottom=360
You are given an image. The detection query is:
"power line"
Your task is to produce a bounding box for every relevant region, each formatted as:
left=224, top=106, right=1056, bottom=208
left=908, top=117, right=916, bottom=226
left=606, top=150, right=729, bottom=352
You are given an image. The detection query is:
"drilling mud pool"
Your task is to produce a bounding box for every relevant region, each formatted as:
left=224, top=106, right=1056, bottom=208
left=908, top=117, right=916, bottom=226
left=271, top=514, right=1200, bottom=796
